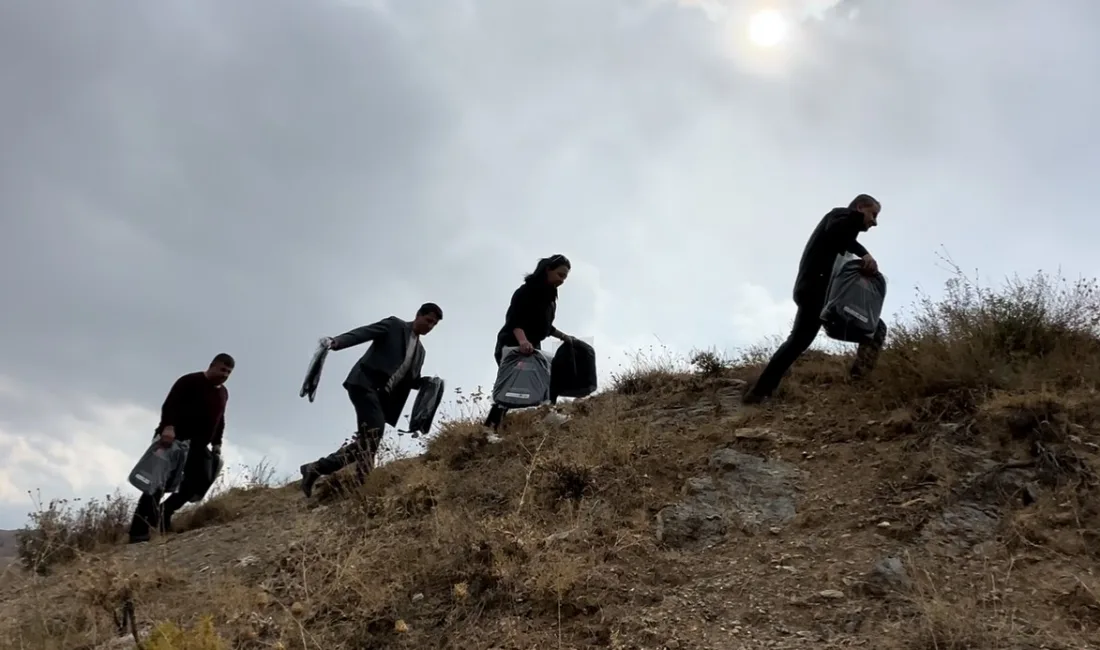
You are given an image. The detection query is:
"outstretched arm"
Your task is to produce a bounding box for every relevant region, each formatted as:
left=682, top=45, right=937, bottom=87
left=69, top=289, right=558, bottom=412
left=330, top=318, right=391, bottom=350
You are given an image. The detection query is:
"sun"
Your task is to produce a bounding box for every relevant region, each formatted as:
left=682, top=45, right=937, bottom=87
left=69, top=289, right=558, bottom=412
left=747, top=9, right=788, bottom=48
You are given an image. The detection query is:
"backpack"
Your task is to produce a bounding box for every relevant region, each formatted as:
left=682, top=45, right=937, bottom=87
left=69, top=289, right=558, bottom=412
left=299, top=339, right=330, bottom=402
left=406, top=376, right=445, bottom=435
left=820, top=254, right=888, bottom=343
left=550, top=339, right=598, bottom=402
left=128, top=438, right=190, bottom=496
left=492, top=347, right=552, bottom=408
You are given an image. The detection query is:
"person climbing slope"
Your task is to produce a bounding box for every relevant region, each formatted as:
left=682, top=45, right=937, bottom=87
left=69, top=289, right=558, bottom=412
left=128, top=353, right=234, bottom=543
left=742, top=194, right=887, bottom=404
left=299, top=303, right=443, bottom=497
left=485, top=255, right=574, bottom=431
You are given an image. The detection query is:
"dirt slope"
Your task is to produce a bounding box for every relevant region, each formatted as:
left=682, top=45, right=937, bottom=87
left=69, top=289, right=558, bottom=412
left=2, top=352, right=1099, bottom=650
left=5, top=270, right=1100, bottom=649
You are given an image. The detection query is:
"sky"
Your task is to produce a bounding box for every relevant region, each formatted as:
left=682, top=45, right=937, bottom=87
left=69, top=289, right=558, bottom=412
left=1, top=0, right=1098, bottom=529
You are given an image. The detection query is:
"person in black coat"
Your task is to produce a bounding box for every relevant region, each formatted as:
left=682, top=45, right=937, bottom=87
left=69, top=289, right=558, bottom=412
left=485, top=254, right=574, bottom=430
left=743, top=194, right=886, bottom=404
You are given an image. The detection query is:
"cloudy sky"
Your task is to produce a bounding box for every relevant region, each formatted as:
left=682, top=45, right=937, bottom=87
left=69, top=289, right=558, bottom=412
left=1, top=0, right=1097, bottom=528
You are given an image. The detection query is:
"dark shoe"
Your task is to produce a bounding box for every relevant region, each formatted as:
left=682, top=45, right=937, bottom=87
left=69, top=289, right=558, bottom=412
left=741, top=390, right=769, bottom=405
left=850, top=342, right=881, bottom=380
left=740, top=380, right=770, bottom=405
left=300, top=463, right=321, bottom=498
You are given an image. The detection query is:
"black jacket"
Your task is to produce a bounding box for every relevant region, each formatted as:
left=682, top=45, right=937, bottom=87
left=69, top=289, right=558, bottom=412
left=332, top=316, right=426, bottom=426
left=792, top=208, right=870, bottom=306
left=496, top=281, right=558, bottom=350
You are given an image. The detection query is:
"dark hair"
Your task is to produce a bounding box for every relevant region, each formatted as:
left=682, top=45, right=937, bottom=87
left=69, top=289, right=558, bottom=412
left=210, top=353, right=235, bottom=368
left=417, top=302, right=443, bottom=320
left=524, top=254, right=571, bottom=284
left=849, top=194, right=880, bottom=211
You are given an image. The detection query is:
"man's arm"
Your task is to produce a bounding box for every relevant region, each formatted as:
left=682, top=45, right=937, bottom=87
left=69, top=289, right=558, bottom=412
left=824, top=208, right=871, bottom=258
left=212, top=416, right=225, bottom=449
left=211, top=387, right=227, bottom=449
left=158, top=375, right=192, bottom=434
left=330, top=318, right=392, bottom=350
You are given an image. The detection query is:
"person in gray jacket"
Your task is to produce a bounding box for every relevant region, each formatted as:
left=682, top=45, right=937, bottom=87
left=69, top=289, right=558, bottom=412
left=300, top=302, right=442, bottom=497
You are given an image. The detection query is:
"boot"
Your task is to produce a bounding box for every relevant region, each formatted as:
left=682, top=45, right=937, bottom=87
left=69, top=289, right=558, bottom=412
left=850, top=340, right=882, bottom=380
left=300, top=463, right=321, bottom=498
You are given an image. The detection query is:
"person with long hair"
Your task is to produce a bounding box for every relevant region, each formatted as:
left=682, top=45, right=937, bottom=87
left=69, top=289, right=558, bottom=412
left=485, top=254, right=573, bottom=430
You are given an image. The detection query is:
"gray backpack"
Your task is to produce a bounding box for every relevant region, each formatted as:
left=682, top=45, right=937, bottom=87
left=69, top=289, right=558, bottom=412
left=492, top=347, right=552, bottom=408
left=128, top=438, right=190, bottom=496
left=820, top=254, right=887, bottom=343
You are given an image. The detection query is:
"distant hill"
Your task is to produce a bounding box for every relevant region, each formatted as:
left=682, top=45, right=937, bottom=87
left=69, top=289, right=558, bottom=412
left=0, top=529, right=18, bottom=560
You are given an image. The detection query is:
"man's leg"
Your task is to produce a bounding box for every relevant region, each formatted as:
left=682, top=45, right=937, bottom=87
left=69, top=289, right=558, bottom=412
left=484, top=404, right=506, bottom=430
left=160, top=492, right=188, bottom=533
left=850, top=319, right=887, bottom=379
left=745, top=302, right=824, bottom=401
left=128, top=492, right=161, bottom=543
left=160, top=446, right=212, bottom=532
left=300, top=386, right=386, bottom=497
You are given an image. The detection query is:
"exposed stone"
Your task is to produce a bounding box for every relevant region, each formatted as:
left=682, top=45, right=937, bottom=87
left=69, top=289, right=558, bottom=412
left=858, top=556, right=911, bottom=597
left=655, top=448, right=803, bottom=548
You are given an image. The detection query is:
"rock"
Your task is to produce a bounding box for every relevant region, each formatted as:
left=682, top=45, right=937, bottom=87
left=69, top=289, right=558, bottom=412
left=921, top=503, right=1000, bottom=555
left=655, top=448, right=803, bottom=548
left=412, top=592, right=424, bottom=602
left=858, top=556, right=911, bottom=597
left=734, top=427, right=778, bottom=441
left=817, top=589, right=845, bottom=600
left=542, top=411, right=570, bottom=426
left=96, top=629, right=151, bottom=649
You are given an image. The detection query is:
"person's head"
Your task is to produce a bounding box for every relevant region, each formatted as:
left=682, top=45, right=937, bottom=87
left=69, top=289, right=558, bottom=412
left=525, top=254, right=572, bottom=288
left=849, top=194, right=881, bottom=230
left=413, top=302, right=443, bottom=335
left=206, top=353, right=235, bottom=385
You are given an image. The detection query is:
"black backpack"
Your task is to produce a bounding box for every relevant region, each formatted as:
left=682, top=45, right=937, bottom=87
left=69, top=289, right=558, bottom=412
left=406, top=376, right=445, bottom=435
left=550, top=339, right=598, bottom=402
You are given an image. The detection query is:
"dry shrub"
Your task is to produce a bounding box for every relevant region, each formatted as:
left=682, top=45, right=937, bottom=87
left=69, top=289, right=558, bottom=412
left=16, top=490, right=133, bottom=575
left=610, top=343, right=687, bottom=395
left=144, top=616, right=227, bottom=650
left=874, top=263, right=1100, bottom=417
left=902, top=552, right=1098, bottom=650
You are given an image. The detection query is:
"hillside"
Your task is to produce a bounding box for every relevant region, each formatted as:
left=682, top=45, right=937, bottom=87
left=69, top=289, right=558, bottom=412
left=2, top=270, right=1100, bottom=650
left=0, top=530, right=17, bottom=559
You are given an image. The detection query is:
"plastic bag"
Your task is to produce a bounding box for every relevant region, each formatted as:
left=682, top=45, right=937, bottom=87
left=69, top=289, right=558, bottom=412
left=406, top=376, right=445, bottom=435
left=820, top=254, right=887, bottom=343
left=492, top=347, right=552, bottom=408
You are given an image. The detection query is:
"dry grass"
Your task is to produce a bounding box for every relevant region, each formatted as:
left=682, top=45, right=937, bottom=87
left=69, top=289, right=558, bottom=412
left=14, top=458, right=284, bottom=576
left=4, top=265, right=1100, bottom=649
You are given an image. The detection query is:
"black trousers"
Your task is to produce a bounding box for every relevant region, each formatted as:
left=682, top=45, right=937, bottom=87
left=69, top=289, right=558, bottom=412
left=484, top=340, right=541, bottom=430
left=128, top=445, right=212, bottom=539
left=313, top=385, right=387, bottom=479
left=749, top=298, right=887, bottom=398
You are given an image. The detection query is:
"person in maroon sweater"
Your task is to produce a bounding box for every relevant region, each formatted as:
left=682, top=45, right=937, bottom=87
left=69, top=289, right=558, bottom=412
left=128, top=353, right=234, bottom=543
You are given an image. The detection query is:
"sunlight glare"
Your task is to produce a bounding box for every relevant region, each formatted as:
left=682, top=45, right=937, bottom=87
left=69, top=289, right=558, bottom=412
left=747, top=9, right=788, bottom=48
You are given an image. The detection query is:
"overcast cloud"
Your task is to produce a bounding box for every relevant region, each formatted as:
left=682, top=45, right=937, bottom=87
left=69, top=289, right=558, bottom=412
left=1, top=0, right=1097, bottom=528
